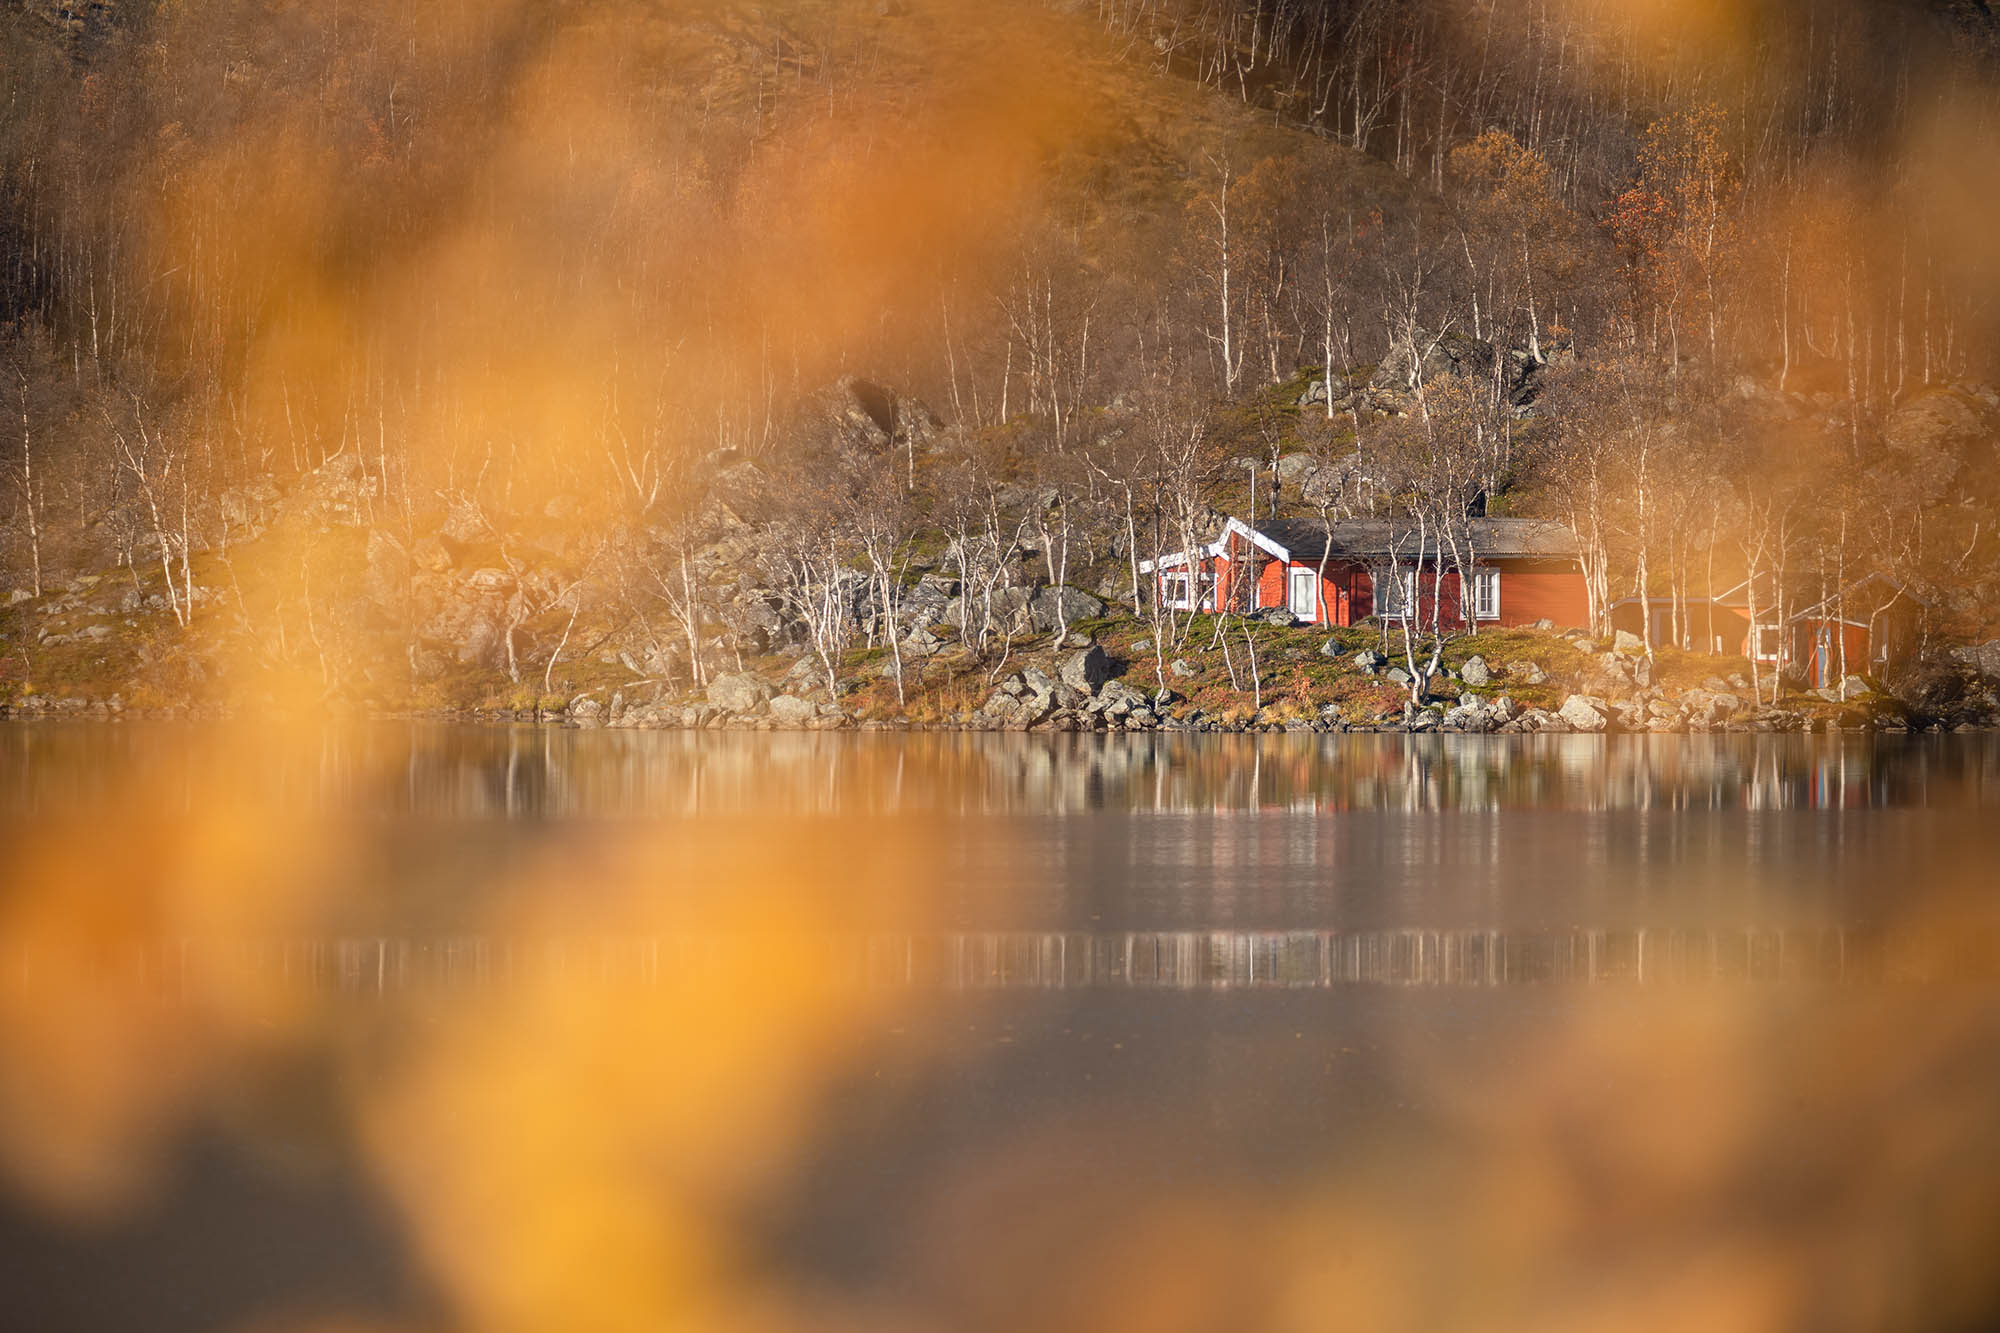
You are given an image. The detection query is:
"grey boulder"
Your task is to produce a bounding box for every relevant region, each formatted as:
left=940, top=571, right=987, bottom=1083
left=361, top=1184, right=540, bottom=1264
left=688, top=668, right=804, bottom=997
left=1558, top=694, right=1610, bottom=732
left=767, top=694, right=817, bottom=725
left=1060, top=645, right=1115, bottom=693
left=706, top=672, right=771, bottom=714
left=1030, top=585, right=1106, bottom=634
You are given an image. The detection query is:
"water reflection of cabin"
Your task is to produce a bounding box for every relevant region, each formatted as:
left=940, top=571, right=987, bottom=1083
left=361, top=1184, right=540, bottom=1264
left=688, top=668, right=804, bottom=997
left=1139, top=516, right=1589, bottom=628
left=1608, top=573, right=1926, bottom=687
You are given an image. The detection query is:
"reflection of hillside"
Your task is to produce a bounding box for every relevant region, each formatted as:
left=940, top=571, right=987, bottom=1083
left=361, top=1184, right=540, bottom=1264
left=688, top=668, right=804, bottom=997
left=4, top=726, right=1993, bottom=820
left=344, top=729, right=2000, bottom=817
left=21, top=928, right=1994, bottom=995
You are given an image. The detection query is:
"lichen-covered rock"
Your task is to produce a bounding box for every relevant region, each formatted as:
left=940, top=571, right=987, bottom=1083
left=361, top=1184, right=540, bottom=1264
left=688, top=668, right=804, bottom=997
left=767, top=694, right=817, bottom=725
left=1059, top=644, right=1114, bottom=693
left=412, top=536, right=454, bottom=573
left=1029, top=585, right=1106, bottom=633
left=1442, top=702, right=1491, bottom=732
left=420, top=592, right=509, bottom=668
left=288, top=452, right=378, bottom=529
left=1885, top=388, right=1990, bottom=492
left=1092, top=680, right=1148, bottom=719
left=1953, top=640, right=2000, bottom=680
left=465, top=567, right=515, bottom=594
left=439, top=497, right=490, bottom=544
left=1558, top=694, right=1610, bottom=732
left=705, top=672, right=771, bottom=714
left=1275, top=452, right=1321, bottom=484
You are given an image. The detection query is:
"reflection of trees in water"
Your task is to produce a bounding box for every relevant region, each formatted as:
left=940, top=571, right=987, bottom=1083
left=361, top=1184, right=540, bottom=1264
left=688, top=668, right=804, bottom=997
left=6, top=728, right=2000, bottom=1333
left=24, top=927, right=1993, bottom=996
left=364, top=731, right=2000, bottom=818
left=2, top=727, right=1997, bottom=819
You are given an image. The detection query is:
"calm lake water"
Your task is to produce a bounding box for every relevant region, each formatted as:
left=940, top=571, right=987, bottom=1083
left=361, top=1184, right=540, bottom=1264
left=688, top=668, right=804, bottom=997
left=1, top=726, right=1998, bottom=1333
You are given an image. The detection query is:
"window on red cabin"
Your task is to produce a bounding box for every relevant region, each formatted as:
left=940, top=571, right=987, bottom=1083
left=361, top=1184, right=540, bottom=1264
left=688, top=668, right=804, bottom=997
left=1472, top=569, right=1500, bottom=620
left=1288, top=568, right=1318, bottom=619
left=1375, top=566, right=1415, bottom=618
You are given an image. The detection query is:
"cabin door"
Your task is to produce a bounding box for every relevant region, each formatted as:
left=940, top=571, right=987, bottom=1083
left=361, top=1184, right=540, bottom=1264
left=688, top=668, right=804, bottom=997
left=1289, top=568, right=1318, bottom=621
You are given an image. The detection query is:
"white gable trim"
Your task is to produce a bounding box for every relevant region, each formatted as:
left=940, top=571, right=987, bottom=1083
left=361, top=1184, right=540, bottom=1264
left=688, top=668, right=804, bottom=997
left=1137, top=540, right=1224, bottom=575
left=1140, top=517, right=1287, bottom=574
left=1219, top=516, right=1291, bottom=563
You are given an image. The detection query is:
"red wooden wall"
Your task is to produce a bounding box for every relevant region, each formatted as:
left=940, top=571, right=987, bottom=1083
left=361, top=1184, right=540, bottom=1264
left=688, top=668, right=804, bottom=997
left=1493, top=562, right=1588, bottom=628
left=1163, top=552, right=1589, bottom=632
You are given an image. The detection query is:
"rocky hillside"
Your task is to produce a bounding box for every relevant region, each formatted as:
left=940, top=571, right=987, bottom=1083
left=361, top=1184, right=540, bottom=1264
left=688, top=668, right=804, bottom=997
left=4, top=367, right=1995, bottom=734
left=5, top=0, right=2000, bottom=729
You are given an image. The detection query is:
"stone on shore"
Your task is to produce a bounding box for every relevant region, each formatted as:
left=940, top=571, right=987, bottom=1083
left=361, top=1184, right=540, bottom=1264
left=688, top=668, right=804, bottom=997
left=767, top=694, right=817, bottom=725
left=1060, top=644, right=1114, bottom=693
left=705, top=672, right=771, bottom=714
left=1558, top=694, right=1610, bottom=732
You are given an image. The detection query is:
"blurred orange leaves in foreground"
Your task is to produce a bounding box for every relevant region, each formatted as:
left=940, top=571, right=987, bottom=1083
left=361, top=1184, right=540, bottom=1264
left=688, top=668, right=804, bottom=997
left=1, top=725, right=1999, bottom=1333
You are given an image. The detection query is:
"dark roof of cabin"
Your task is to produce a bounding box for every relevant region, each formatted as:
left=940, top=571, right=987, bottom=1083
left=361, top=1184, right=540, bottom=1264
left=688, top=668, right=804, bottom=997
left=1246, top=517, right=1580, bottom=561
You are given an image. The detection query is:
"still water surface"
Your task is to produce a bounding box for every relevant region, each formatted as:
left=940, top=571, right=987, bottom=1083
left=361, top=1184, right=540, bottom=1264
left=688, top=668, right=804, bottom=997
left=1, top=726, right=1997, bottom=1333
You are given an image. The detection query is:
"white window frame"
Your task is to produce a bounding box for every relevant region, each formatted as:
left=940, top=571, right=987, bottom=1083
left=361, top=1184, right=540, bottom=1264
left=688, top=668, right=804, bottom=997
left=1754, top=623, right=1782, bottom=661
left=1288, top=567, right=1319, bottom=621
left=1161, top=572, right=1192, bottom=611
left=1472, top=568, right=1501, bottom=621
left=1376, top=565, right=1416, bottom=619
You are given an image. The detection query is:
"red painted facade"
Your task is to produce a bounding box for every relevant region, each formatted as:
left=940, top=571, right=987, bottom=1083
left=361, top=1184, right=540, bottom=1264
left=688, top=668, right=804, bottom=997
left=1166, top=547, right=1587, bottom=630
left=1496, top=561, right=1591, bottom=629
left=1791, top=620, right=1872, bottom=687
left=1610, top=589, right=1918, bottom=684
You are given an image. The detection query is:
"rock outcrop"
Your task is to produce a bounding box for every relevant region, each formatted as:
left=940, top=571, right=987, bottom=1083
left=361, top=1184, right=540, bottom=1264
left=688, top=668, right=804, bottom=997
left=705, top=672, right=771, bottom=714
left=1558, top=694, right=1610, bottom=732
left=1059, top=644, right=1114, bottom=693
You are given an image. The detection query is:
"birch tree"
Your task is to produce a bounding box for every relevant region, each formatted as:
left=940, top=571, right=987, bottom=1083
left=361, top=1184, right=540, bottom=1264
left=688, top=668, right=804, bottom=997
left=1374, top=373, right=1485, bottom=705
left=107, top=394, right=196, bottom=628
left=1186, top=152, right=1248, bottom=394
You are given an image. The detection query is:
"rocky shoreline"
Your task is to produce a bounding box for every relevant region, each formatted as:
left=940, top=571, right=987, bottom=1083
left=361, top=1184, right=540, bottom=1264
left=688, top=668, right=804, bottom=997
left=8, top=633, right=1993, bottom=736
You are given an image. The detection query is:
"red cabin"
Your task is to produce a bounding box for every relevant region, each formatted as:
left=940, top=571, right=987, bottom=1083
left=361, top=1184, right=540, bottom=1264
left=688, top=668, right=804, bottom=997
left=1140, top=516, right=1589, bottom=630
left=1609, top=573, right=1928, bottom=688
